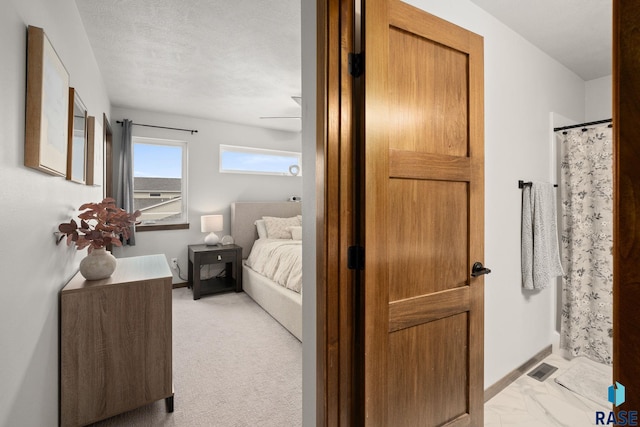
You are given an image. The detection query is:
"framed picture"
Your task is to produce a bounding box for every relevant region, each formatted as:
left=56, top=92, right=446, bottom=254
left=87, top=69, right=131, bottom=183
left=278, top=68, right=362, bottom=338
left=67, top=87, right=88, bottom=184
left=103, top=114, right=113, bottom=198
left=85, top=116, right=95, bottom=185
left=85, top=116, right=104, bottom=187
left=24, top=26, right=70, bottom=176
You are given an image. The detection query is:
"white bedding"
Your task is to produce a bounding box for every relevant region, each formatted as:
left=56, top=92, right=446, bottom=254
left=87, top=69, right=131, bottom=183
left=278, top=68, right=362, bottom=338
left=245, top=239, right=302, bottom=293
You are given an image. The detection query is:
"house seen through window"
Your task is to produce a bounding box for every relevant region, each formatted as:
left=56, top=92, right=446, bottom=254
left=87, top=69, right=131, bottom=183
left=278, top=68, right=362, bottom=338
left=133, top=137, right=188, bottom=225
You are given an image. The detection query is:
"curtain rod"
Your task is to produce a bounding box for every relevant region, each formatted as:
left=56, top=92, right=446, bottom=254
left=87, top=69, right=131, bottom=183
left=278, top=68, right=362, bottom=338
left=116, top=120, right=198, bottom=135
left=553, top=118, right=612, bottom=132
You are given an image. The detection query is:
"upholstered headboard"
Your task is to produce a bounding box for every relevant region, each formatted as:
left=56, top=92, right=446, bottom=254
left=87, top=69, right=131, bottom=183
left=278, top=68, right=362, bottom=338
left=231, top=201, right=302, bottom=259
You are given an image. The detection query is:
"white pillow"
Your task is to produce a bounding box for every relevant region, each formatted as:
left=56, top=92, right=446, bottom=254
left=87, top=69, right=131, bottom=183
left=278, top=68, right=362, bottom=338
left=254, top=219, right=268, bottom=239
left=262, top=216, right=300, bottom=239
left=288, top=225, right=302, bottom=240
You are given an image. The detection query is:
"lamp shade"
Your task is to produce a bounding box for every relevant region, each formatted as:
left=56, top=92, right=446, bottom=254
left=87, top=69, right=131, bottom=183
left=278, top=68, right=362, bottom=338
left=201, top=215, right=223, bottom=233
left=201, top=214, right=223, bottom=246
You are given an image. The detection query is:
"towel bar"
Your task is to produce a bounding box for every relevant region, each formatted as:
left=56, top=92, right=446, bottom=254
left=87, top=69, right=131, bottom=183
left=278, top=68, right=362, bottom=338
left=518, top=180, right=558, bottom=189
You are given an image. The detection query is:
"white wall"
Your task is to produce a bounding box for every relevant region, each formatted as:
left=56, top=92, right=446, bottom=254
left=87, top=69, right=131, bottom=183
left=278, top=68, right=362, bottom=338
left=110, top=107, right=303, bottom=281
left=300, top=0, right=317, bottom=423
left=0, top=0, right=111, bottom=425
left=403, top=0, right=586, bottom=389
left=586, top=75, right=613, bottom=121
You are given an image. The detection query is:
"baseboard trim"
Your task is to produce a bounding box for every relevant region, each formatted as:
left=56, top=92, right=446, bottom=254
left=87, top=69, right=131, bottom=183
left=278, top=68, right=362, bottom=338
left=484, top=344, right=553, bottom=403
left=172, top=282, right=188, bottom=289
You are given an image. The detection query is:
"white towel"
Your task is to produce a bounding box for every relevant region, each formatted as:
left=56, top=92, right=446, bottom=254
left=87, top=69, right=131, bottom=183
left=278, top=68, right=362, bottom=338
left=522, top=181, right=564, bottom=289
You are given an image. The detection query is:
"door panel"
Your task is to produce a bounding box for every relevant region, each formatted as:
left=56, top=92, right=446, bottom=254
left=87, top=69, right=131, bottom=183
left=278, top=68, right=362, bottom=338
left=362, top=1, right=484, bottom=425
left=389, top=28, right=469, bottom=156
left=388, top=313, right=469, bottom=427
left=388, top=179, right=468, bottom=300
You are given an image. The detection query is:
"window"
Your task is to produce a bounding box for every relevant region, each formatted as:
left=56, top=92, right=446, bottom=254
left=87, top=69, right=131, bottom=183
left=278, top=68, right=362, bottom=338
left=219, top=144, right=302, bottom=176
left=132, top=137, right=188, bottom=227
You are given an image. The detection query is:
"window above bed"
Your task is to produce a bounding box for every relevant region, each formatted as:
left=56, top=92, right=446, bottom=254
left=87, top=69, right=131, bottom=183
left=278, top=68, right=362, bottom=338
left=219, top=144, right=302, bottom=177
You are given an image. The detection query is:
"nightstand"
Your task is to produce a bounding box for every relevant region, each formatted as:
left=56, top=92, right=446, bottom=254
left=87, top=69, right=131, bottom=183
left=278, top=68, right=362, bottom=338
left=188, top=244, right=242, bottom=300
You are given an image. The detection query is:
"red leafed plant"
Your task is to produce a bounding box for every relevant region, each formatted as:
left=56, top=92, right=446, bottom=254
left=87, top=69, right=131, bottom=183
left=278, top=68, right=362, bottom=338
left=58, top=198, right=141, bottom=252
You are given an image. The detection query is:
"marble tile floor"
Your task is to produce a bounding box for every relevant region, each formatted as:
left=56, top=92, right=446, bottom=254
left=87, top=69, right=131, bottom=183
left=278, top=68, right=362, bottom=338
left=485, top=354, right=612, bottom=426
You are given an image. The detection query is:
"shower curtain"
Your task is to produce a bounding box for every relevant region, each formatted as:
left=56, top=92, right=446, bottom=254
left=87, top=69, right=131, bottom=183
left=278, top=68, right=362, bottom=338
left=558, top=124, right=613, bottom=365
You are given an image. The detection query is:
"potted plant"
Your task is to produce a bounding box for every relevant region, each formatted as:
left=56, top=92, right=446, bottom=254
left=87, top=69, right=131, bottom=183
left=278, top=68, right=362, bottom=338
left=58, top=198, right=140, bottom=280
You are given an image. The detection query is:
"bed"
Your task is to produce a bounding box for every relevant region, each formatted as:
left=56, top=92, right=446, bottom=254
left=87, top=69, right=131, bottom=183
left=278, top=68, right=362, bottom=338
left=231, top=201, right=303, bottom=341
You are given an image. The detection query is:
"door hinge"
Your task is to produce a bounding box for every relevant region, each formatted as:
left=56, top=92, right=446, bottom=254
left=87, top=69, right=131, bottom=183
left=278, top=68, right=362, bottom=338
left=348, top=246, right=365, bottom=270
left=348, top=52, right=364, bottom=77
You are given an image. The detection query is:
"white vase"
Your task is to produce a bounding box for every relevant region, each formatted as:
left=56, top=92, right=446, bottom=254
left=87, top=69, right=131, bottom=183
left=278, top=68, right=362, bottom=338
left=79, top=247, right=117, bottom=280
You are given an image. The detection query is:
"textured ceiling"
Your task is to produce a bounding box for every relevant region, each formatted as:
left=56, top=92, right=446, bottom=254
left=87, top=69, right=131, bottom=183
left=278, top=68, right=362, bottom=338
left=470, top=0, right=611, bottom=81
left=76, top=0, right=302, bottom=132
left=76, top=1, right=610, bottom=134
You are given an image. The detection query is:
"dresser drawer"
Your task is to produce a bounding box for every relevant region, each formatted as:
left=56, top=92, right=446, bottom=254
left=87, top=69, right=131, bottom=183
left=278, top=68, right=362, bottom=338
left=199, top=249, right=236, bottom=264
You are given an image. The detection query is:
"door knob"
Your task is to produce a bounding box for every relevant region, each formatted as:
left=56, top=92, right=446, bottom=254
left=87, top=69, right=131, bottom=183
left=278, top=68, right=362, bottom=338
left=471, top=262, right=491, bottom=277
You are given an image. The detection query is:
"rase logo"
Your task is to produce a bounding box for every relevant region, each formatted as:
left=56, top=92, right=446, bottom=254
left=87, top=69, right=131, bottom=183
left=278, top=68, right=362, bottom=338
left=610, top=382, right=626, bottom=407
left=596, top=382, right=638, bottom=426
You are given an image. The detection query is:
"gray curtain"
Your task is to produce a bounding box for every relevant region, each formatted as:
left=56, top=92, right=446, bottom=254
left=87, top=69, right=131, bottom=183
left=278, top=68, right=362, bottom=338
left=116, top=119, right=136, bottom=246
left=559, top=125, right=612, bottom=364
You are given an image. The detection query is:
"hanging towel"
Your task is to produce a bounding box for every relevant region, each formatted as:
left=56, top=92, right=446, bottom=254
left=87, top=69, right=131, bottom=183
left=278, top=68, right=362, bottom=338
left=521, top=181, right=564, bottom=289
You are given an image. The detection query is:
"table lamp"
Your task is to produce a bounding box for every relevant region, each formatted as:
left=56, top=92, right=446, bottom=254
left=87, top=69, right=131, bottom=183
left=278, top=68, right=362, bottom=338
left=201, top=214, right=223, bottom=245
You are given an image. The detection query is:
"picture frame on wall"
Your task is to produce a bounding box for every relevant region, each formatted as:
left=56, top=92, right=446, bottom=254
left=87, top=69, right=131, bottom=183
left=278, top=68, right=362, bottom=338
left=85, top=115, right=104, bottom=187
left=92, top=117, right=104, bottom=187
left=103, top=114, right=113, bottom=198
left=85, top=115, right=95, bottom=186
left=24, top=26, right=70, bottom=176
left=67, top=87, right=88, bottom=184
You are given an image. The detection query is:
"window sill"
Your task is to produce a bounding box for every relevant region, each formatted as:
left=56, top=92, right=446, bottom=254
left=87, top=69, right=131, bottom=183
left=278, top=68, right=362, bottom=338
left=136, top=223, right=190, bottom=232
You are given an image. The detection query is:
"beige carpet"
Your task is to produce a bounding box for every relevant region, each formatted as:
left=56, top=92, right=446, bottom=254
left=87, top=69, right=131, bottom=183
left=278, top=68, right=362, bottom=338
left=91, top=287, right=302, bottom=426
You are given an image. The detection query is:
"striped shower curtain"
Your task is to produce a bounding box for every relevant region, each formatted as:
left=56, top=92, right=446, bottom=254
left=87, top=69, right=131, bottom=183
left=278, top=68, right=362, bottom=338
left=558, top=124, right=613, bottom=365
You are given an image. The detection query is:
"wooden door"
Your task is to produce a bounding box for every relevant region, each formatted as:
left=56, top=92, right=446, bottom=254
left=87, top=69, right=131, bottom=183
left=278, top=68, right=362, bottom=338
left=360, top=1, right=485, bottom=425
left=613, top=0, right=640, bottom=413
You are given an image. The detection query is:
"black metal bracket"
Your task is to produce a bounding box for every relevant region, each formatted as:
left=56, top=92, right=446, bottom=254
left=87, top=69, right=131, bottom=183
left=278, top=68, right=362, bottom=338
left=349, top=52, right=364, bottom=78
left=519, top=180, right=557, bottom=189
left=348, top=246, right=365, bottom=270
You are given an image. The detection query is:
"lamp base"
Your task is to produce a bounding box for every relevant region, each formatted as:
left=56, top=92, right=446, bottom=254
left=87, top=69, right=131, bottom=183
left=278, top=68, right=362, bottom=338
left=204, top=232, right=220, bottom=246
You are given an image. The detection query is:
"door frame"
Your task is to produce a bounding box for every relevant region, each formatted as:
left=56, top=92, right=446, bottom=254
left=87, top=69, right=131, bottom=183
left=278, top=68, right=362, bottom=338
left=315, top=0, right=357, bottom=425
left=613, top=0, right=640, bottom=413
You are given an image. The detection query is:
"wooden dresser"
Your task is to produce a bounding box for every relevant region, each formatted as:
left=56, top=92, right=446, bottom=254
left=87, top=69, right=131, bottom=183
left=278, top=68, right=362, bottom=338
left=60, top=254, right=173, bottom=427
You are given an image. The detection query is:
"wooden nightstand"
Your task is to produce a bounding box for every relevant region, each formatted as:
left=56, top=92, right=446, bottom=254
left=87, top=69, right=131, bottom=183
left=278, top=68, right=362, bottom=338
left=188, top=244, right=242, bottom=300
